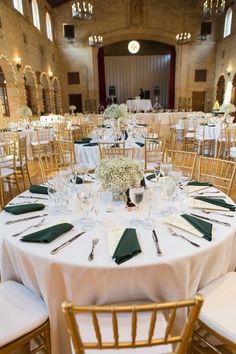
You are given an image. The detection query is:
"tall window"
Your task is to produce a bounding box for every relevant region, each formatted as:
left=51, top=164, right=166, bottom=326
left=224, top=7, right=232, bottom=38
left=32, top=0, right=40, bottom=30
left=13, top=0, right=23, bottom=14
left=46, top=12, right=53, bottom=41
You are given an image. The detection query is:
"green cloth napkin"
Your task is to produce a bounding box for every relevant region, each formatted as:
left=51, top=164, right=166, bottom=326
left=112, top=228, right=141, bottom=265
left=188, top=181, right=213, bottom=186
left=146, top=173, right=155, bottom=180
left=135, top=142, right=144, bottom=147
left=75, top=138, right=92, bottom=144
left=83, top=142, right=98, bottom=147
left=137, top=123, right=147, bottom=127
left=195, top=197, right=236, bottom=211
left=20, top=223, right=73, bottom=243
left=4, top=203, right=45, bottom=215
left=29, top=185, right=48, bottom=195
left=76, top=176, right=83, bottom=184
left=181, top=214, right=212, bottom=241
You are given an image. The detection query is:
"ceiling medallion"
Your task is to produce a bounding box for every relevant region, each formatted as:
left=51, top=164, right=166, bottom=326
left=128, top=40, right=140, bottom=54
left=203, top=0, right=225, bottom=17
left=72, top=2, right=93, bottom=20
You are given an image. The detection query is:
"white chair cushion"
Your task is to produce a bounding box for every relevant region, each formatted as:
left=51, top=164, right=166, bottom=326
left=72, top=309, right=172, bottom=353
left=0, top=168, right=15, bottom=177
left=198, top=272, right=236, bottom=344
left=0, top=281, right=48, bottom=347
left=230, top=147, right=236, bottom=158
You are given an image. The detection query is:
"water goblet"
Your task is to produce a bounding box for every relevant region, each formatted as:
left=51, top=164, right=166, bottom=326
left=129, top=186, right=145, bottom=226
left=76, top=187, right=95, bottom=230
left=154, top=163, right=161, bottom=183
left=160, top=162, right=173, bottom=177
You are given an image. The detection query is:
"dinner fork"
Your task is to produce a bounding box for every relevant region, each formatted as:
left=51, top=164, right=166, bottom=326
left=88, top=237, right=99, bottom=261
left=202, top=209, right=234, bottom=218
left=12, top=217, right=46, bottom=237
left=168, top=227, right=200, bottom=247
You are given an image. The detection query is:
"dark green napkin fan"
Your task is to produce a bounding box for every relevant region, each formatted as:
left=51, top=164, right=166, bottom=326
left=76, top=176, right=83, bottom=184
left=83, top=142, right=98, bottom=147
left=29, top=185, right=48, bottom=195
left=112, top=228, right=141, bottom=265
left=74, top=138, right=92, bottom=144
left=4, top=204, right=45, bottom=215
left=21, top=223, right=73, bottom=243
left=195, top=197, right=236, bottom=211
left=188, top=181, right=213, bottom=187
left=181, top=214, right=212, bottom=241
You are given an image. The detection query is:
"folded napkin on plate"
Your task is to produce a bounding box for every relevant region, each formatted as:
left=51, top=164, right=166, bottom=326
left=188, top=181, right=213, bottom=186
left=83, top=142, right=98, bottom=147
left=29, top=185, right=48, bottom=195
left=112, top=228, right=141, bottom=265
left=135, top=142, right=144, bottom=147
left=74, top=138, right=92, bottom=144
left=4, top=203, right=45, bottom=215
left=194, top=197, right=236, bottom=211
left=181, top=214, right=212, bottom=241
left=20, top=223, right=73, bottom=243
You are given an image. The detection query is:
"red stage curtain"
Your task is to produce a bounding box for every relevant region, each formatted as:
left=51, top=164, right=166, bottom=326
left=98, top=47, right=106, bottom=106
left=168, top=46, right=176, bottom=109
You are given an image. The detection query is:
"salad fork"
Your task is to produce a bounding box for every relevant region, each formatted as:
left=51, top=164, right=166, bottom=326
left=12, top=217, right=46, bottom=237
left=168, top=227, right=200, bottom=247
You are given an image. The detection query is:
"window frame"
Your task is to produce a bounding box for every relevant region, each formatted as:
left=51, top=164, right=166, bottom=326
left=32, top=0, right=40, bottom=30
left=45, top=12, right=53, bottom=41
left=13, top=0, right=24, bottom=15
left=224, top=7, right=232, bottom=38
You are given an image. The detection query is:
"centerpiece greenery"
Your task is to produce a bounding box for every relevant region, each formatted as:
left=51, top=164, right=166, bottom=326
left=16, top=106, right=33, bottom=120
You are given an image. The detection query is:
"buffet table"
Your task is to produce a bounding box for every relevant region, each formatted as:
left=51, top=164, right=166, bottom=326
left=1, top=182, right=236, bottom=354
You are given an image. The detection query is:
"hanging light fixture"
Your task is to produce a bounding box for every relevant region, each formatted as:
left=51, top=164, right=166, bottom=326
left=72, top=2, right=93, bottom=20
left=88, top=35, right=103, bottom=47
left=176, top=0, right=191, bottom=44
left=203, top=0, right=225, bottom=17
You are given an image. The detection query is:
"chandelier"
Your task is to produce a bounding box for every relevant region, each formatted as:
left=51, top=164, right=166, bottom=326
left=176, top=0, right=191, bottom=44
left=72, top=2, right=93, bottom=20
left=89, top=35, right=103, bottom=47
left=203, top=0, right=225, bottom=17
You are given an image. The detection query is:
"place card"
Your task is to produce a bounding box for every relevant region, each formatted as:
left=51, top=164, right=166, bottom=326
left=164, top=213, right=204, bottom=238
left=190, top=198, right=227, bottom=211
left=107, top=227, right=124, bottom=256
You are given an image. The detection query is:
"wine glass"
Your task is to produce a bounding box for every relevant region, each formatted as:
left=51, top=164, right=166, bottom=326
left=129, top=186, right=145, bottom=226
left=154, top=163, right=161, bottom=182
left=160, top=162, right=173, bottom=177
left=159, top=177, right=176, bottom=215
left=76, top=187, right=95, bottom=230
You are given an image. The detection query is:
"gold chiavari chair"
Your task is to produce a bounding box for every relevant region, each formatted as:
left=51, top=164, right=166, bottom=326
left=198, top=156, right=236, bottom=196
left=0, top=281, right=51, bottom=354
left=14, top=136, right=32, bottom=190
left=164, top=150, right=197, bottom=178
left=216, top=123, right=228, bottom=158
left=147, top=119, right=160, bottom=137
left=226, top=124, right=236, bottom=160
left=144, top=137, right=165, bottom=171
left=194, top=123, right=215, bottom=156
left=31, top=128, right=52, bottom=158
left=38, top=141, right=68, bottom=183
left=62, top=295, right=203, bottom=354
left=192, top=272, right=236, bottom=354
left=58, top=138, right=76, bottom=165
left=99, top=141, right=125, bottom=159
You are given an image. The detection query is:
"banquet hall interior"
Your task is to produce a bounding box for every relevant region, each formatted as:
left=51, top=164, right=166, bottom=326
left=2, top=0, right=236, bottom=354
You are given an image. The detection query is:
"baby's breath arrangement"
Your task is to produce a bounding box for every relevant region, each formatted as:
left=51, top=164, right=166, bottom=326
left=96, top=156, right=143, bottom=193
left=16, top=106, right=33, bottom=119
left=104, top=103, right=128, bottom=120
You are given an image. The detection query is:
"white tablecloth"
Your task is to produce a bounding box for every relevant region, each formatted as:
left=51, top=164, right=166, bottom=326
left=126, top=99, right=152, bottom=112
left=1, top=184, right=236, bottom=354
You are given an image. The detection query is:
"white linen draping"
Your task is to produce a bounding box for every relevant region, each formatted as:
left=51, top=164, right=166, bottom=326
left=1, top=184, right=236, bottom=354
left=105, top=55, right=170, bottom=107
left=126, top=99, right=152, bottom=112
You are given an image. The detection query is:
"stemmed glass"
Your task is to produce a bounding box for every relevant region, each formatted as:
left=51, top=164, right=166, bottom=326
left=154, top=163, right=161, bottom=183
left=159, top=177, right=176, bottom=216
left=76, top=163, right=89, bottom=183
left=129, top=186, right=145, bottom=226
left=160, top=162, right=173, bottom=177
left=76, top=187, right=95, bottom=230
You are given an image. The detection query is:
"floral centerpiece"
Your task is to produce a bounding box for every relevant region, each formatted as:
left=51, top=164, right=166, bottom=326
left=220, top=102, right=236, bottom=114
left=104, top=104, right=128, bottom=129
left=96, top=156, right=143, bottom=199
left=16, top=106, right=33, bottom=120
left=69, top=105, right=76, bottom=115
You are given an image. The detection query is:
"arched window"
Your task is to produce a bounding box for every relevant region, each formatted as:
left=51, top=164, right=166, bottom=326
left=13, top=0, right=23, bottom=14
left=32, top=0, right=40, bottom=30
left=224, top=7, right=232, bottom=38
left=46, top=12, right=53, bottom=41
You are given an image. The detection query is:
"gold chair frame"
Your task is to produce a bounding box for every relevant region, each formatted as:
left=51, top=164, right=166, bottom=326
left=144, top=137, right=165, bottom=171
left=62, top=295, right=203, bottom=354
left=164, top=150, right=197, bottom=178
left=99, top=141, right=125, bottom=159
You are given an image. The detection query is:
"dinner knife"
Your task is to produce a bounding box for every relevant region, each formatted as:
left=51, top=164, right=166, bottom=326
left=50, top=231, right=85, bottom=255
left=152, top=230, right=163, bottom=256
left=18, top=196, right=49, bottom=200
left=5, top=213, right=48, bottom=225
left=190, top=213, right=231, bottom=227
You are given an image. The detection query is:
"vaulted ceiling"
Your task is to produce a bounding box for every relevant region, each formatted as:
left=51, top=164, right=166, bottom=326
left=47, top=0, right=70, bottom=7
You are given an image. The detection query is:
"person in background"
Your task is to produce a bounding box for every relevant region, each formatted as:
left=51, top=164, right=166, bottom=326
left=139, top=88, right=144, bottom=99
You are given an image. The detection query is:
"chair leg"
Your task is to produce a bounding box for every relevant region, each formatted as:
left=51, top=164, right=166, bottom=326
left=21, top=168, right=26, bottom=190
left=26, top=164, right=32, bottom=186
left=0, top=179, right=5, bottom=209
left=14, top=173, right=21, bottom=194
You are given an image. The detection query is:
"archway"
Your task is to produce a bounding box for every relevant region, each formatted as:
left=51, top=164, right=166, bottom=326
left=216, top=75, right=225, bottom=105
left=52, top=77, right=62, bottom=114
left=40, top=73, right=52, bottom=113
left=23, top=66, right=39, bottom=114
left=0, top=55, right=19, bottom=118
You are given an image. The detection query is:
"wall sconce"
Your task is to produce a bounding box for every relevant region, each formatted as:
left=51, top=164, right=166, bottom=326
left=48, top=71, right=53, bottom=79
left=15, top=57, right=22, bottom=71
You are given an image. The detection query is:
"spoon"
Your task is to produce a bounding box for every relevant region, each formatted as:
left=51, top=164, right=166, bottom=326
left=88, top=238, right=99, bottom=261
left=12, top=217, right=46, bottom=237
left=201, top=209, right=234, bottom=218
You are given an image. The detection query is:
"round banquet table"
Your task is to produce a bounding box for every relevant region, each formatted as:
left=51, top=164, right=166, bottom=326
left=1, top=182, right=236, bottom=354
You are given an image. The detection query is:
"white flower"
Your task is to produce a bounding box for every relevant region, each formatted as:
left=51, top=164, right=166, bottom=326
left=220, top=103, right=236, bottom=113
left=96, top=156, right=143, bottom=192
left=16, top=106, right=32, bottom=118
left=69, top=105, right=76, bottom=111
left=104, top=104, right=128, bottom=120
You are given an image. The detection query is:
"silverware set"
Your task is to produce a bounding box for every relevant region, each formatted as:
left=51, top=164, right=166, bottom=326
left=5, top=213, right=48, bottom=225
left=201, top=209, right=234, bottom=218
left=168, top=226, right=200, bottom=247
left=51, top=231, right=85, bottom=255
left=152, top=229, right=162, bottom=256
left=12, top=218, right=46, bottom=237
left=18, top=195, right=48, bottom=201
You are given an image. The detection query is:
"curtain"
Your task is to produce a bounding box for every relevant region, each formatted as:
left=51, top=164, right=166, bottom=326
left=168, top=47, right=176, bottom=109
left=104, top=54, right=171, bottom=107
left=98, top=47, right=106, bottom=106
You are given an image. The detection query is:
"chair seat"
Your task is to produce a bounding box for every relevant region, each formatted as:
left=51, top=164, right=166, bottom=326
left=73, top=310, right=172, bottom=354
left=230, top=146, right=236, bottom=158
left=198, top=272, right=236, bottom=344
left=0, top=155, right=14, bottom=168
left=0, top=167, right=15, bottom=177
left=31, top=140, right=50, bottom=146
left=0, top=281, right=48, bottom=347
